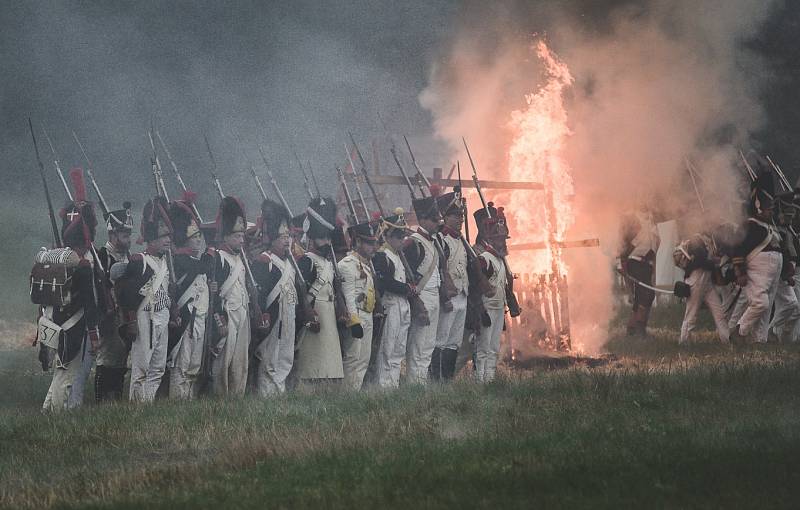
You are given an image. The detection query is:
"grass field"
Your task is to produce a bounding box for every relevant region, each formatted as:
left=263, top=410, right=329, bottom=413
left=1, top=304, right=799, bottom=509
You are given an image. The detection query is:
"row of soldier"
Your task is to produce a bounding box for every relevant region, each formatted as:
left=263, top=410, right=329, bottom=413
left=34, top=167, right=516, bottom=411
left=619, top=165, right=800, bottom=345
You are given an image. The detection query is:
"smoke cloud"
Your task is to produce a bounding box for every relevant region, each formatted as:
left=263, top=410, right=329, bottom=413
left=419, top=0, right=778, bottom=352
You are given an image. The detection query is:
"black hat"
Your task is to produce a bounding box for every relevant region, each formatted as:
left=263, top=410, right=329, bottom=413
left=305, top=196, right=337, bottom=240
left=141, top=196, right=173, bottom=243
left=749, top=169, right=775, bottom=216
left=435, top=187, right=464, bottom=217
left=412, top=195, right=441, bottom=221
left=261, top=199, right=289, bottom=242
left=332, top=223, right=350, bottom=253
left=60, top=168, right=98, bottom=248
left=104, top=201, right=134, bottom=233
left=474, top=202, right=509, bottom=240
left=348, top=220, right=379, bottom=242
left=168, top=200, right=200, bottom=247
left=217, top=196, right=246, bottom=240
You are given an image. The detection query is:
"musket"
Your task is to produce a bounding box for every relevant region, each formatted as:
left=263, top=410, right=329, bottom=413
left=390, top=146, right=418, bottom=200
left=336, top=165, right=360, bottom=224
left=30, top=118, right=62, bottom=248
left=148, top=128, right=170, bottom=202
left=344, top=143, right=369, bottom=219
left=348, top=132, right=386, bottom=217
left=739, top=149, right=757, bottom=182
left=459, top=161, right=470, bottom=243
left=307, top=160, right=322, bottom=198
left=156, top=130, right=204, bottom=222
left=42, top=126, right=72, bottom=200
left=403, top=135, right=429, bottom=197
left=203, top=133, right=225, bottom=199
left=293, top=150, right=315, bottom=200
left=72, top=131, right=111, bottom=216
left=249, top=164, right=270, bottom=204
left=462, top=137, right=520, bottom=315
left=766, top=155, right=792, bottom=191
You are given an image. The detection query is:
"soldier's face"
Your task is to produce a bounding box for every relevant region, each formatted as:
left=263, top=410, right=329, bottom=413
left=225, top=232, right=245, bottom=252
left=112, top=231, right=132, bottom=252
left=444, top=213, right=463, bottom=232
left=387, top=231, right=406, bottom=251
left=270, top=233, right=290, bottom=258
left=188, top=233, right=204, bottom=255
left=150, top=234, right=171, bottom=255
left=419, top=216, right=440, bottom=233
left=357, top=238, right=377, bottom=259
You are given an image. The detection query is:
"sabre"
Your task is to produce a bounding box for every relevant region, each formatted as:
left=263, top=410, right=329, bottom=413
left=348, top=132, right=386, bottom=217
left=72, top=130, right=110, bottom=215
left=403, top=135, right=431, bottom=196
left=344, top=143, right=369, bottom=218
left=156, top=130, right=203, bottom=222
left=42, top=126, right=72, bottom=200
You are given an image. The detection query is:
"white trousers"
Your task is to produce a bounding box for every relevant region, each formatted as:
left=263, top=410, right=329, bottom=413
left=169, top=311, right=207, bottom=400
left=475, top=305, right=505, bottom=382
left=341, top=310, right=374, bottom=390
left=130, top=308, right=170, bottom=402
left=680, top=269, right=730, bottom=344
left=435, top=292, right=467, bottom=351
left=375, top=297, right=411, bottom=389
left=255, top=305, right=296, bottom=396
left=212, top=305, right=250, bottom=396
left=43, top=338, right=87, bottom=412
left=738, top=251, right=782, bottom=343
left=405, top=288, right=440, bottom=384
left=769, top=280, right=800, bottom=343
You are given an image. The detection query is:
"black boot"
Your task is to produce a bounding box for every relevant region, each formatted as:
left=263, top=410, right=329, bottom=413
left=430, top=348, right=442, bottom=381
left=94, top=365, right=107, bottom=403
left=109, top=367, right=126, bottom=401
left=441, top=348, right=458, bottom=380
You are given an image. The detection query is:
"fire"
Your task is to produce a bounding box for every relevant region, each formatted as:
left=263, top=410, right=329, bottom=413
left=505, top=40, right=575, bottom=276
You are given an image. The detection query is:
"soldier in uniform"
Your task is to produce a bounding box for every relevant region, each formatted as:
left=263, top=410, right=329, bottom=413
left=618, top=204, right=660, bottom=337
left=252, top=199, right=298, bottom=395
left=94, top=201, right=134, bottom=402
left=338, top=219, right=378, bottom=390
left=732, top=171, right=787, bottom=343
left=431, top=188, right=468, bottom=381
left=40, top=169, right=105, bottom=411
left=116, top=197, right=173, bottom=402
left=373, top=209, right=413, bottom=388
left=767, top=192, right=800, bottom=342
left=209, top=197, right=251, bottom=396
left=167, top=195, right=213, bottom=399
left=472, top=202, right=509, bottom=382
left=295, top=197, right=344, bottom=384
left=403, top=195, right=443, bottom=384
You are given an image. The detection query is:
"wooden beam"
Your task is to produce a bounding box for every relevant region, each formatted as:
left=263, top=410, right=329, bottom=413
left=369, top=175, right=544, bottom=190
left=508, top=238, right=600, bottom=251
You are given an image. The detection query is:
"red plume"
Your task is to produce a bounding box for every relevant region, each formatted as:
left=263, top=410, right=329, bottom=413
left=371, top=211, right=382, bottom=221
left=181, top=190, right=198, bottom=204
left=70, top=167, right=87, bottom=203
left=429, top=184, right=443, bottom=197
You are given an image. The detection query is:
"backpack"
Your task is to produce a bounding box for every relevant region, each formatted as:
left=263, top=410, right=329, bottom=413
left=30, top=248, right=80, bottom=307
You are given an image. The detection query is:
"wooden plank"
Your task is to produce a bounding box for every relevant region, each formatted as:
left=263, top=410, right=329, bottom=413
left=508, top=238, right=600, bottom=251
left=369, top=175, right=544, bottom=190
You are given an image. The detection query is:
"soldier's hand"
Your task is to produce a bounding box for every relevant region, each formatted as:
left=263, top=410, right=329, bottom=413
left=481, top=311, right=492, bottom=328
left=259, top=313, right=271, bottom=330
left=350, top=324, right=364, bottom=338
left=88, top=328, right=100, bottom=354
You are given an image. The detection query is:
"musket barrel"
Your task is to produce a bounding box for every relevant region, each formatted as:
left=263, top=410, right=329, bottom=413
left=42, top=126, right=73, bottom=201
left=30, top=118, right=62, bottom=247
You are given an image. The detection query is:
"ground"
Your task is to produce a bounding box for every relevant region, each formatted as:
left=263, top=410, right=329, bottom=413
left=1, top=304, right=799, bottom=509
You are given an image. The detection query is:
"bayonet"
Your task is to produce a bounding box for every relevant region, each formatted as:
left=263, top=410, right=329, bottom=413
left=463, top=137, right=490, bottom=215
left=203, top=133, right=225, bottom=199
left=30, top=118, right=62, bottom=248
left=403, top=135, right=431, bottom=195
left=336, top=165, right=360, bottom=224
left=307, top=159, right=322, bottom=198
left=72, top=130, right=110, bottom=215
left=348, top=132, right=386, bottom=217
left=344, top=143, right=369, bottom=219
left=156, top=130, right=203, bottom=222
left=293, top=150, right=315, bottom=199
left=42, top=126, right=72, bottom=200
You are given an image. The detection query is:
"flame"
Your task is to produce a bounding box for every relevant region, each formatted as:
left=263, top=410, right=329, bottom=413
left=505, top=40, right=575, bottom=276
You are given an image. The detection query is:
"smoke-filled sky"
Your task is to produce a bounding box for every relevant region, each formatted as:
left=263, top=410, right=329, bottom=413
left=2, top=0, right=799, bottom=325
